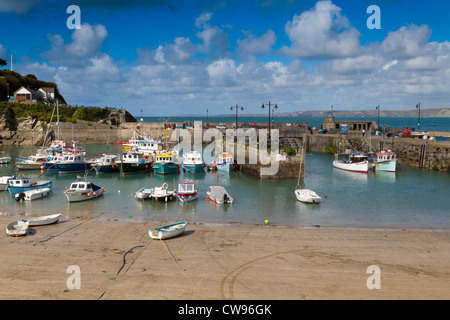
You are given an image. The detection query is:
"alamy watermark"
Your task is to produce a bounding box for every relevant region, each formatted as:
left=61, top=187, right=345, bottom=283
left=367, top=5, right=381, bottom=30
left=66, top=5, right=81, bottom=30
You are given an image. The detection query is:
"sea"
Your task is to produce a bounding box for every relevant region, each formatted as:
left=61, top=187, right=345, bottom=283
left=1, top=116, right=449, bottom=229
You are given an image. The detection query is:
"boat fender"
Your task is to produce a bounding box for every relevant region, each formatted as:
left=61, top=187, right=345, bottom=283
left=87, top=193, right=91, bottom=197
left=103, top=189, right=106, bottom=192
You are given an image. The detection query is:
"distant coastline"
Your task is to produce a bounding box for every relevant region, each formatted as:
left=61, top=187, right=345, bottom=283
left=196, top=108, right=450, bottom=118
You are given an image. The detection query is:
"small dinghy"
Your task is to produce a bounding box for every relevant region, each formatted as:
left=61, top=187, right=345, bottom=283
left=148, top=221, right=187, bottom=240
left=206, top=186, right=234, bottom=204
left=6, top=220, right=29, bottom=237
left=177, top=181, right=198, bottom=203
left=295, top=189, right=321, bottom=204
left=64, top=176, right=105, bottom=203
left=21, top=213, right=61, bottom=227
left=15, top=187, right=51, bottom=201
left=135, top=188, right=154, bottom=200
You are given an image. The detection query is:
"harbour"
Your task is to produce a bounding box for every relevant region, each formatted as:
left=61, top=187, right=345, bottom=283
left=1, top=143, right=449, bottom=229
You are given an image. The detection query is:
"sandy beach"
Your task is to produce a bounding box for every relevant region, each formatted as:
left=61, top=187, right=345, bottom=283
left=1, top=214, right=450, bottom=300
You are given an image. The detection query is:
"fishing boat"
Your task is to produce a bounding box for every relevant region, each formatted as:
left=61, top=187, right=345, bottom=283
left=43, top=154, right=65, bottom=171
left=0, top=155, right=11, bottom=164
left=333, top=153, right=369, bottom=173
left=21, top=213, right=61, bottom=226
left=372, top=150, right=397, bottom=172
left=7, top=178, right=53, bottom=197
left=6, top=220, right=29, bottom=237
left=135, top=187, right=154, bottom=200
left=56, top=153, right=93, bottom=174
left=177, top=181, right=198, bottom=203
left=152, top=182, right=176, bottom=202
left=116, top=152, right=151, bottom=175
left=0, top=175, right=15, bottom=191
left=206, top=186, right=234, bottom=204
left=215, top=153, right=234, bottom=172
left=15, top=187, right=52, bottom=201
left=295, top=189, right=322, bottom=204
left=123, top=131, right=161, bottom=154
left=64, top=177, right=105, bottom=203
left=152, top=152, right=179, bottom=175
left=182, top=151, right=204, bottom=172
left=148, top=221, right=187, bottom=240
left=92, top=153, right=119, bottom=173
left=16, top=155, right=49, bottom=170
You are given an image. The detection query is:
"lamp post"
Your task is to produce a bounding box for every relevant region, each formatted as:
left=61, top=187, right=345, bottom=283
left=206, top=109, right=208, bottom=127
left=6, top=82, right=9, bottom=100
left=230, top=104, right=243, bottom=129
left=331, top=105, right=333, bottom=116
left=261, top=101, right=278, bottom=141
left=376, top=105, right=380, bottom=129
left=416, top=103, right=421, bottom=131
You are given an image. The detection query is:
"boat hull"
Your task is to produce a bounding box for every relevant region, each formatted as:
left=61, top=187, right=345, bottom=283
left=57, top=163, right=92, bottom=174
left=148, top=221, right=187, bottom=240
left=6, top=221, right=29, bottom=237
left=178, top=193, right=198, bottom=203
left=374, top=160, right=397, bottom=172
left=117, top=162, right=149, bottom=175
left=64, top=188, right=104, bottom=203
left=16, top=163, right=45, bottom=170
left=333, top=160, right=368, bottom=173
left=216, top=162, right=233, bottom=172
left=183, top=163, right=204, bottom=172
left=152, top=162, right=179, bottom=175
left=93, top=164, right=119, bottom=173
left=22, top=213, right=61, bottom=226
left=7, top=181, right=53, bottom=197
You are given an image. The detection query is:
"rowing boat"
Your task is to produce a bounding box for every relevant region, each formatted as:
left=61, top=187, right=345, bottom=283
left=6, top=220, right=29, bottom=237
left=148, top=221, right=187, bottom=240
left=21, top=213, right=62, bottom=227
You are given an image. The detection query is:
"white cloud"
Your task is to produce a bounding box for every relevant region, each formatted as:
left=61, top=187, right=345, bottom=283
left=0, top=0, right=41, bottom=15
left=381, top=24, right=431, bottom=58
left=281, top=0, right=361, bottom=59
left=195, top=12, right=230, bottom=58
left=237, top=30, right=276, bottom=56
left=206, top=59, right=239, bottom=87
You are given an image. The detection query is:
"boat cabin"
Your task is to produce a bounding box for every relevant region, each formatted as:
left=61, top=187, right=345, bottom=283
left=216, top=153, right=233, bottom=164
left=375, top=151, right=397, bottom=162
left=178, top=182, right=197, bottom=194
left=9, top=178, right=32, bottom=187
left=69, top=182, right=93, bottom=191
left=122, top=152, right=145, bottom=163
left=155, top=153, right=175, bottom=163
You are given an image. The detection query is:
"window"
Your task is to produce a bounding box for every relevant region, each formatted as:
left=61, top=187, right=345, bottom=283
left=71, top=184, right=78, bottom=189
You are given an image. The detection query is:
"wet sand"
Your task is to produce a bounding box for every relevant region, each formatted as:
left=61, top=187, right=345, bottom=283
left=1, top=215, right=450, bottom=300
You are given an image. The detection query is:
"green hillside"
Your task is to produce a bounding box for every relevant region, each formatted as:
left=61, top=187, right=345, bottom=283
left=0, top=69, right=66, bottom=104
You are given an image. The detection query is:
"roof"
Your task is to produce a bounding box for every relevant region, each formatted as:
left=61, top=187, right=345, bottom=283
left=40, top=87, right=55, bottom=93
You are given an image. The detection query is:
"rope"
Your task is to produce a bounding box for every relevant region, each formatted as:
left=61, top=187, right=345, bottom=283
left=159, top=239, right=185, bottom=273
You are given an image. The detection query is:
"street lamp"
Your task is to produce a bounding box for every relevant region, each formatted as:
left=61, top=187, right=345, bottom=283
left=261, top=101, right=278, bottom=141
left=206, top=109, right=208, bottom=127
left=331, top=105, right=333, bottom=116
left=376, top=105, right=380, bottom=129
left=416, top=103, right=421, bottom=131
left=6, top=82, right=9, bottom=100
left=230, top=104, right=243, bottom=129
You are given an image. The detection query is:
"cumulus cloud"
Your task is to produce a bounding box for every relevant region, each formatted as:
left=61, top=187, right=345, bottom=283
left=237, top=30, right=276, bottom=57
left=381, top=24, right=432, bottom=58
left=281, top=0, right=361, bottom=59
left=195, top=12, right=230, bottom=58
left=41, top=23, right=108, bottom=67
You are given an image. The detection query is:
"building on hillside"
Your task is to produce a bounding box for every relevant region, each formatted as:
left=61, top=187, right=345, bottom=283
left=13, top=86, right=56, bottom=104
left=38, top=87, right=55, bottom=100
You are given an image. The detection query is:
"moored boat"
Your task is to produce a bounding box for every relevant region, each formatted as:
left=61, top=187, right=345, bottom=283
left=116, top=152, right=151, bottom=175
left=206, top=185, right=234, bottom=204
left=333, top=153, right=369, bottom=173
left=0, top=175, right=15, bottom=191
left=152, top=182, right=176, bottom=202
left=92, top=153, right=119, bottom=173
left=15, top=187, right=52, bottom=201
left=152, top=152, right=179, bottom=175
left=0, top=156, right=11, bottom=164
left=64, top=177, right=105, bottom=203
left=215, top=153, right=234, bottom=172
left=7, top=178, right=53, bottom=197
left=6, top=220, right=29, bottom=237
left=148, top=221, right=187, bottom=240
left=177, top=181, right=198, bottom=203
left=182, top=151, right=204, bottom=172
left=21, top=213, right=61, bottom=226
left=295, top=189, right=321, bottom=204
left=56, top=153, right=93, bottom=174
left=135, top=187, right=154, bottom=200
left=16, top=155, right=49, bottom=170
left=372, top=150, right=397, bottom=172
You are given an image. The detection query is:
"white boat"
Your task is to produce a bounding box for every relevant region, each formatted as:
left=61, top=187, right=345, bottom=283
left=333, top=153, right=369, bottom=173
left=0, top=175, right=15, bottom=191
left=92, top=153, right=119, bottom=173
left=152, top=182, right=176, bottom=202
left=0, top=156, right=11, bottom=164
left=6, top=220, right=29, bottom=237
left=182, top=151, right=204, bottom=172
left=215, top=153, right=234, bottom=172
left=7, top=178, right=53, bottom=197
left=21, top=213, right=61, bottom=227
left=16, top=155, right=49, bottom=170
left=177, top=181, right=198, bottom=203
left=135, top=187, right=154, bottom=200
left=15, top=187, right=52, bottom=201
left=207, top=186, right=234, bottom=204
left=148, top=221, right=187, bottom=240
left=295, top=189, right=322, bottom=204
left=372, top=150, right=397, bottom=172
left=64, top=177, right=105, bottom=203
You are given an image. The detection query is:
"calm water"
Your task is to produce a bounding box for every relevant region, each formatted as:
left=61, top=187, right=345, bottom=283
left=1, top=144, right=449, bottom=229
left=142, top=116, right=450, bottom=132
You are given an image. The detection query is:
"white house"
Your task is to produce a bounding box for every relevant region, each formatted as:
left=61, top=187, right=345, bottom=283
left=38, top=87, right=55, bottom=100
left=14, top=86, right=43, bottom=103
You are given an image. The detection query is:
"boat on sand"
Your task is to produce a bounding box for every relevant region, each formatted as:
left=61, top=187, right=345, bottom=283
left=148, top=221, right=187, bottom=240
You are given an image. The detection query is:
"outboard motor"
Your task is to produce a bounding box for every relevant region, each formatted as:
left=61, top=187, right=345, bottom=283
left=223, top=194, right=230, bottom=204
left=15, top=192, right=26, bottom=202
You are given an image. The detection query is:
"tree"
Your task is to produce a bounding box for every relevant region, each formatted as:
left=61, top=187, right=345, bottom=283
left=0, top=58, right=7, bottom=67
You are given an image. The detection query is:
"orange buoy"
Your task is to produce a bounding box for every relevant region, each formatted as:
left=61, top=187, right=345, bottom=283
left=87, top=193, right=91, bottom=197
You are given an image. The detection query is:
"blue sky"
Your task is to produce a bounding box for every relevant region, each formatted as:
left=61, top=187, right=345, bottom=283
left=1, top=0, right=450, bottom=116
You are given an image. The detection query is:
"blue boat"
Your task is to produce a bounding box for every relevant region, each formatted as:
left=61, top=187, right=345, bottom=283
left=182, top=151, right=204, bottom=172
left=56, top=153, right=93, bottom=174
left=215, top=153, right=234, bottom=172
left=7, top=178, right=53, bottom=197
